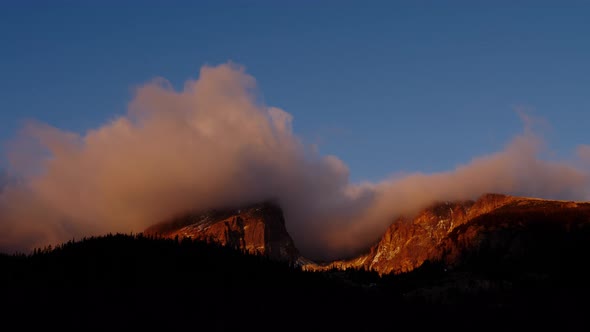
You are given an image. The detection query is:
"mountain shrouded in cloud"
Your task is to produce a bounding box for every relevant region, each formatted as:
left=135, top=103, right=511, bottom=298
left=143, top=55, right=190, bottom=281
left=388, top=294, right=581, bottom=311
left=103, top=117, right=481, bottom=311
left=0, top=63, right=589, bottom=259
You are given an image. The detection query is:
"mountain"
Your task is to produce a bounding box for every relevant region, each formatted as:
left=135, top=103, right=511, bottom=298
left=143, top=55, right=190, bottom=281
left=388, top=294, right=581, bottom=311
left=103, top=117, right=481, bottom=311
left=145, top=193, right=590, bottom=278
left=144, top=201, right=301, bottom=263
left=5, top=194, right=590, bottom=330
left=306, top=193, right=590, bottom=274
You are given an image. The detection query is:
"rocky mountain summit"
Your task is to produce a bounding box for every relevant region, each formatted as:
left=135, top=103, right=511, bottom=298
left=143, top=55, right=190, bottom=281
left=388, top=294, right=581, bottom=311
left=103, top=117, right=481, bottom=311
left=145, top=193, right=590, bottom=276
left=145, top=202, right=300, bottom=262
left=305, top=193, right=590, bottom=274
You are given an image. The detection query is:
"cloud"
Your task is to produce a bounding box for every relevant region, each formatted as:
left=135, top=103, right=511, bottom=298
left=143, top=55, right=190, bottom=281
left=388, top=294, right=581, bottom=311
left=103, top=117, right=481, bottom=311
left=0, top=63, right=353, bottom=255
left=323, top=132, right=589, bottom=256
left=1, top=63, right=589, bottom=259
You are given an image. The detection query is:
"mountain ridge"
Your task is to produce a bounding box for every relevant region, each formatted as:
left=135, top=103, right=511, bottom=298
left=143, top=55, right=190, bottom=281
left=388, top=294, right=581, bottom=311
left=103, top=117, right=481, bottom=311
left=304, top=193, right=590, bottom=274
left=144, top=193, right=590, bottom=276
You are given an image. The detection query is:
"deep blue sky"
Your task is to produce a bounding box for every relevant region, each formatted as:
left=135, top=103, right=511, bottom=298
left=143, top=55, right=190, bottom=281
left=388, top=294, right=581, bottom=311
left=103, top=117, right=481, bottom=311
left=1, top=1, right=589, bottom=182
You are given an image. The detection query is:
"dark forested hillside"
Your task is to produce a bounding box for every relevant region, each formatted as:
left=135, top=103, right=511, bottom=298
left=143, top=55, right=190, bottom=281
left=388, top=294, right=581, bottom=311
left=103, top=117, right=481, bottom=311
left=1, top=233, right=306, bottom=287
left=1, top=233, right=590, bottom=331
left=0, top=234, right=386, bottom=331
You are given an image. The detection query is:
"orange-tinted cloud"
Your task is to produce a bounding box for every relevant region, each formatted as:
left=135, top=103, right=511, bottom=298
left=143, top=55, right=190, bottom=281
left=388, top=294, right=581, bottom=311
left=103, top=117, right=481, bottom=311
left=1, top=63, right=588, bottom=259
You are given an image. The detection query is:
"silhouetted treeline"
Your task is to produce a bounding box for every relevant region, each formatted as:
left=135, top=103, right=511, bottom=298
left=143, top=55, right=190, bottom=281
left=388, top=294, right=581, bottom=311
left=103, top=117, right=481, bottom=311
left=1, top=233, right=309, bottom=288
left=0, top=234, right=393, bottom=331
left=1, top=232, right=590, bottom=331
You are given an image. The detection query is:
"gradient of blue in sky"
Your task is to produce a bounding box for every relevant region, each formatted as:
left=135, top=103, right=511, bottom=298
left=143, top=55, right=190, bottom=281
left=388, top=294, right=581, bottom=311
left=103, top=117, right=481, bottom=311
left=1, top=1, right=589, bottom=182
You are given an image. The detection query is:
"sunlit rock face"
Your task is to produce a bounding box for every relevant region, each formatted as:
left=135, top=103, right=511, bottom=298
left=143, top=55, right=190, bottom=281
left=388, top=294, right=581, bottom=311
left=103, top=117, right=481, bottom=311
left=435, top=195, right=590, bottom=269
left=365, top=193, right=517, bottom=274
left=305, top=193, right=590, bottom=275
left=146, top=193, right=590, bottom=276
left=145, top=202, right=300, bottom=262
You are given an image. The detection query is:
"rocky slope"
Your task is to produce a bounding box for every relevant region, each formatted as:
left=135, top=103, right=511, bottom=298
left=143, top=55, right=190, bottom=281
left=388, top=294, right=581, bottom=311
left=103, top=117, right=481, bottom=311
left=145, top=193, right=590, bottom=276
left=435, top=196, right=590, bottom=269
left=306, top=193, right=590, bottom=275
left=145, top=202, right=300, bottom=262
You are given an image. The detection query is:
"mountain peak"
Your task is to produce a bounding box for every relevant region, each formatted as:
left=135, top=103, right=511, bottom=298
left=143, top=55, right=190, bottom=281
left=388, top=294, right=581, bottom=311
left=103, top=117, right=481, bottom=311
left=145, top=202, right=300, bottom=262
left=305, top=193, right=590, bottom=275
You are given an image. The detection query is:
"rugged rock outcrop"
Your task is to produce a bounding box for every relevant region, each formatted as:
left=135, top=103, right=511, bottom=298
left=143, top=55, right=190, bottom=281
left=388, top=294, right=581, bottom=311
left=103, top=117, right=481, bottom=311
left=306, top=193, right=590, bottom=275
left=435, top=196, right=590, bottom=269
left=145, top=202, right=300, bottom=262
left=146, top=193, right=590, bottom=276
left=364, top=193, right=519, bottom=274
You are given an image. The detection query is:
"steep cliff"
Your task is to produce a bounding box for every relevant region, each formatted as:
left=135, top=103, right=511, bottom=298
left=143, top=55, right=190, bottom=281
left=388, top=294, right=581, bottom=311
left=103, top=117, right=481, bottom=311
left=145, top=202, right=300, bottom=262
left=306, top=194, right=590, bottom=275
left=364, top=193, right=518, bottom=274
left=146, top=194, right=590, bottom=276
left=435, top=196, right=590, bottom=269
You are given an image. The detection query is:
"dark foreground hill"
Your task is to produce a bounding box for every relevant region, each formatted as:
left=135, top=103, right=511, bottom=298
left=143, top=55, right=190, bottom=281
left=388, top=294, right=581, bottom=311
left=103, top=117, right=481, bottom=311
left=1, top=233, right=590, bottom=331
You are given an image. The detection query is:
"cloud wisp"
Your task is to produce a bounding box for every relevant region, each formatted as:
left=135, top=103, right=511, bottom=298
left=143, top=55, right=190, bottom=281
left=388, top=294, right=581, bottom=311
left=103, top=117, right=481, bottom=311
left=1, top=63, right=589, bottom=259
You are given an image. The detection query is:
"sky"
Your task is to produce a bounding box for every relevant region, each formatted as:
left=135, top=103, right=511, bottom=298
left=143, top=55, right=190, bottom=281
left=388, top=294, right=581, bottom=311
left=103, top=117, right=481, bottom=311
left=1, top=1, right=590, bottom=257
left=1, top=1, right=588, bottom=181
